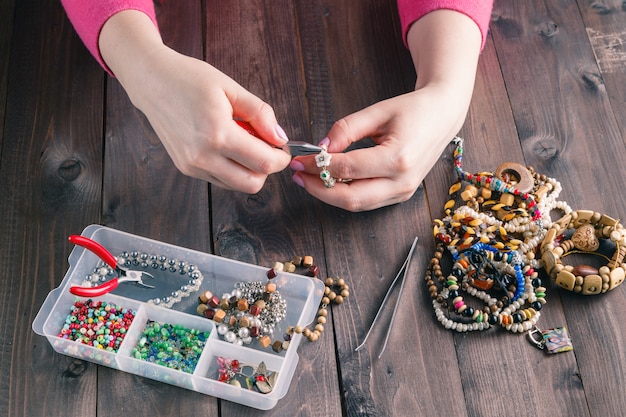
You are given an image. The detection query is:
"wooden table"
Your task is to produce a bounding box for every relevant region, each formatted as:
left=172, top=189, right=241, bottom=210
left=2, top=1, right=625, bottom=416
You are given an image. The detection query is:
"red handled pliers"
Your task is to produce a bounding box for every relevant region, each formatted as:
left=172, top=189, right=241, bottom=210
left=68, top=235, right=154, bottom=297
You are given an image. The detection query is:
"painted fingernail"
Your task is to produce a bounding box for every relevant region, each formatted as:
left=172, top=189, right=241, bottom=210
left=292, top=173, right=305, bottom=188
left=290, top=160, right=305, bottom=171
left=318, top=137, right=330, bottom=147
left=275, top=124, right=289, bottom=143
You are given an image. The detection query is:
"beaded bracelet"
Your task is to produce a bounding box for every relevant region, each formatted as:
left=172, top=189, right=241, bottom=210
left=80, top=251, right=204, bottom=308
left=540, top=209, right=626, bottom=294
left=427, top=242, right=545, bottom=333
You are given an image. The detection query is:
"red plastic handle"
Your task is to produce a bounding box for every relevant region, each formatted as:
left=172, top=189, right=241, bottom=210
left=69, top=235, right=118, bottom=269
left=70, top=279, right=120, bottom=297
left=235, top=120, right=261, bottom=138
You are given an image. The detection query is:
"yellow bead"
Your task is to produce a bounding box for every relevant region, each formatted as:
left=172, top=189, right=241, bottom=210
left=449, top=182, right=462, bottom=194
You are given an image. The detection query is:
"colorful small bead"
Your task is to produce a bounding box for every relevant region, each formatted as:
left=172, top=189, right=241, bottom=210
left=58, top=299, right=136, bottom=352
left=132, top=321, right=210, bottom=374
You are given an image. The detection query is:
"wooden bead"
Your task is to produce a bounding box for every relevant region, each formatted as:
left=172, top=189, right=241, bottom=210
left=334, top=295, right=344, bottom=304
left=494, top=162, right=534, bottom=192
left=555, top=270, right=576, bottom=291
left=259, top=335, right=271, bottom=348
left=609, top=267, right=625, bottom=290
left=265, top=282, right=277, bottom=293
left=303, top=256, right=313, bottom=267
left=272, top=340, right=284, bottom=353
left=237, top=299, right=249, bottom=311
left=581, top=274, right=602, bottom=295
left=284, top=262, right=296, bottom=273
left=499, top=192, right=515, bottom=207
left=571, top=224, right=600, bottom=251
left=199, top=290, right=213, bottom=303
left=196, top=304, right=209, bottom=315
left=292, top=256, right=303, bottom=266
left=572, top=265, right=599, bottom=277
left=213, top=309, right=226, bottom=323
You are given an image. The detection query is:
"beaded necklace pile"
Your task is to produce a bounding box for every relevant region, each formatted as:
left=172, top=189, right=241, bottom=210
left=426, top=138, right=571, bottom=334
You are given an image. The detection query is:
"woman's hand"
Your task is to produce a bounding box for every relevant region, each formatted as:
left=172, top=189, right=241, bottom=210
left=100, top=11, right=291, bottom=193
left=290, top=10, right=482, bottom=211
left=290, top=84, right=467, bottom=211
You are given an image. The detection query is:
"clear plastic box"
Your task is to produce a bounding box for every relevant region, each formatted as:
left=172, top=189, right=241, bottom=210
left=32, top=225, right=324, bottom=410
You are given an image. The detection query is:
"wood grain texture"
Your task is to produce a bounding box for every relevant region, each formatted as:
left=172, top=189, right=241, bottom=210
left=0, top=0, right=14, bottom=153
left=491, top=1, right=626, bottom=416
left=577, top=0, right=626, bottom=141
left=2, top=0, right=626, bottom=416
left=0, top=1, right=104, bottom=416
left=98, top=1, right=218, bottom=416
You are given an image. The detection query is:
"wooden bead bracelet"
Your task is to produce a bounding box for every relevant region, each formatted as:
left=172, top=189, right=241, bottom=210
left=540, top=209, right=626, bottom=294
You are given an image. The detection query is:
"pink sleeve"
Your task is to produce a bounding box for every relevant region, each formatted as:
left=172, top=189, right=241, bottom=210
left=61, top=0, right=159, bottom=74
left=397, top=0, right=494, bottom=49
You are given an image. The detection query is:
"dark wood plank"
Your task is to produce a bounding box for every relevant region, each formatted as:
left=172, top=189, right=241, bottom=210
left=307, top=1, right=469, bottom=416
left=0, top=0, right=14, bottom=153
left=0, top=1, right=105, bottom=416
left=491, top=1, right=626, bottom=416
left=578, top=0, right=626, bottom=140
left=204, top=2, right=343, bottom=415
left=95, top=2, right=218, bottom=416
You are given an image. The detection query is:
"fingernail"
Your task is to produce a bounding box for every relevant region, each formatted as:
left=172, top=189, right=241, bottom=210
left=292, top=173, right=305, bottom=188
left=275, top=124, right=289, bottom=143
left=290, top=160, right=305, bottom=171
left=318, top=137, right=330, bottom=147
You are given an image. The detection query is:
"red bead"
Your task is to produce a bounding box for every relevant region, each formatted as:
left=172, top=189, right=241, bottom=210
left=249, top=305, right=261, bottom=316
left=208, top=295, right=220, bottom=308
left=267, top=268, right=278, bottom=279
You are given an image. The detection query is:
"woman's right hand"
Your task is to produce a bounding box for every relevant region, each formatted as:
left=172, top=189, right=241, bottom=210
left=100, top=11, right=291, bottom=193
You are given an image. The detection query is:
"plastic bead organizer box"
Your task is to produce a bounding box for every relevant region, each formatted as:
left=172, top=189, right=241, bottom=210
left=32, top=225, right=324, bottom=410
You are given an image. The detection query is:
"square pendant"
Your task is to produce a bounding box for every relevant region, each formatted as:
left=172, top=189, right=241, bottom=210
left=542, top=327, right=573, bottom=353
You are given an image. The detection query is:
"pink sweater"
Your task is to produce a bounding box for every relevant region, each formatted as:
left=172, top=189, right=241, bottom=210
left=61, top=1, right=493, bottom=73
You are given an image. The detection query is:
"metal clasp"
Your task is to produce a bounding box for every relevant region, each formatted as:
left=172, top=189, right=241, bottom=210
left=527, top=326, right=546, bottom=350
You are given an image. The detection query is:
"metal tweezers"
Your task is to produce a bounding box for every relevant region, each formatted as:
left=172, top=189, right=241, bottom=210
left=355, top=236, right=419, bottom=358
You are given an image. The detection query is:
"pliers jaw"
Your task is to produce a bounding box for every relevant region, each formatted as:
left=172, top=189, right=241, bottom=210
left=120, top=269, right=155, bottom=288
